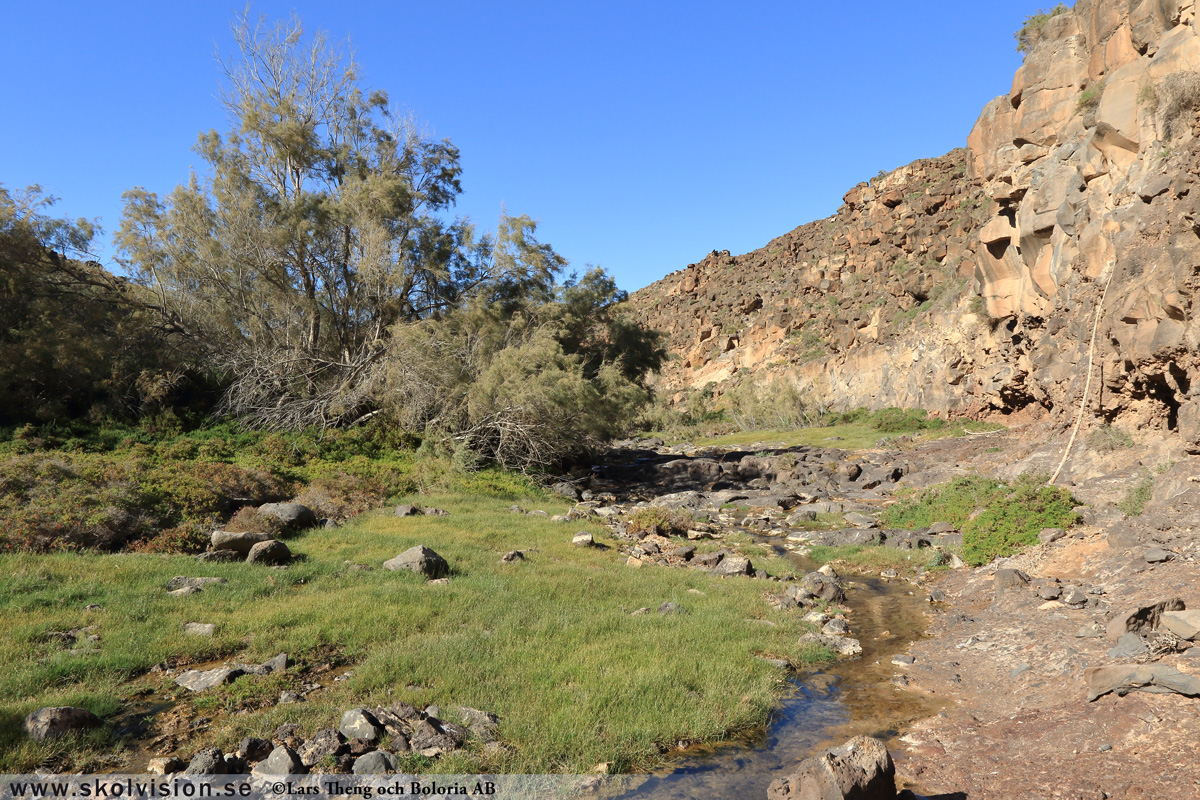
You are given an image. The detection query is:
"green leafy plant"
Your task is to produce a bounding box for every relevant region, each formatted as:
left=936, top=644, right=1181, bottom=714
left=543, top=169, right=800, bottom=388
left=880, top=474, right=1079, bottom=566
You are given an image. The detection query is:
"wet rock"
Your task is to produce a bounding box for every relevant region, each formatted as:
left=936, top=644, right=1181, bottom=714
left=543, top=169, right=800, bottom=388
left=174, top=667, right=244, bottom=693
left=23, top=706, right=101, bottom=741
left=251, top=745, right=306, bottom=775
left=258, top=502, right=317, bottom=530
left=184, top=747, right=227, bottom=775
left=383, top=545, right=449, bottom=579
left=1106, top=598, right=1186, bottom=639
left=211, top=530, right=275, bottom=554
left=247, top=539, right=291, bottom=565
left=822, top=618, right=851, bottom=636
left=352, top=750, right=399, bottom=774
left=572, top=531, right=595, bottom=547
left=892, top=654, right=915, bottom=666
left=802, top=572, right=845, bottom=603
left=166, top=576, right=226, bottom=592
left=799, top=632, right=863, bottom=656
left=766, top=735, right=895, bottom=800
left=340, top=708, right=385, bottom=743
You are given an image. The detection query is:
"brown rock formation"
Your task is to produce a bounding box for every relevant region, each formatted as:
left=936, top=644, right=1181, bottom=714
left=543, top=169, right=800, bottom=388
left=628, top=0, right=1200, bottom=450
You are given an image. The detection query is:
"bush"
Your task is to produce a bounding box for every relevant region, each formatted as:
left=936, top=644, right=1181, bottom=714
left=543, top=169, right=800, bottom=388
left=627, top=507, right=694, bottom=537
left=721, top=376, right=826, bottom=432
left=1014, top=4, right=1069, bottom=53
left=869, top=407, right=946, bottom=433
left=880, top=474, right=1079, bottom=566
left=1157, top=71, right=1200, bottom=138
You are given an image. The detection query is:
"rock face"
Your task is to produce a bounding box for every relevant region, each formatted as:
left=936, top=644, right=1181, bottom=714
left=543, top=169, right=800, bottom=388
left=766, top=735, right=896, bottom=800
left=23, top=706, right=101, bottom=741
left=628, top=1, right=1200, bottom=448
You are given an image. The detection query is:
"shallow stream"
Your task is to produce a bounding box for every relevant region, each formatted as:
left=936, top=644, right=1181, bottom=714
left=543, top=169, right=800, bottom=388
left=610, top=542, right=942, bottom=799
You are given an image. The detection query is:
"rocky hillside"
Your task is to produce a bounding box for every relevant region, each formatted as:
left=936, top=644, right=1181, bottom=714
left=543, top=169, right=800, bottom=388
left=629, top=0, right=1200, bottom=451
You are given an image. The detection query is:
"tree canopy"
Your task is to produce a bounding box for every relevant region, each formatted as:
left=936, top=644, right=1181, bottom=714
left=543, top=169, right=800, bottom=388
left=115, top=12, right=663, bottom=462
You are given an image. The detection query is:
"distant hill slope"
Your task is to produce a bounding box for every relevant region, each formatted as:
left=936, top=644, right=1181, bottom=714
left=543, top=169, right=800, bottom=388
left=628, top=0, right=1200, bottom=451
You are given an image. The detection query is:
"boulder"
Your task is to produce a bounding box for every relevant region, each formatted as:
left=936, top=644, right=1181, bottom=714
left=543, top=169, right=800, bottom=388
left=182, top=622, right=215, bottom=636
left=993, top=568, right=1030, bottom=593
left=258, top=502, right=317, bottom=530
left=299, top=728, right=348, bottom=768
left=802, top=572, right=845, bottom=603
left=352, top=750, right=399, bottom=775
left=247, top=539, right=292, bottom=565
left=251, top=745, right=306, bottom=775
left=712, top=555, right=753, bottom=577
left=1160, top=610, right=1200, bottom=641
left=184, top=747, right=227, bottom=775
left=340, top=708, right=384, bottom=743
left=572, top=531, right=595, bottom=547
left=211, top=530, right=275, bottom=554
left=1085, top=664, right=1200, bottom=701
left=23, top=706, right=101, bottom=741
left=394, top=504, right=422, bottom=517
left=449, top=706, right=500, bottom=743
left=146, top=757, right=185, bottom=775
left=766, top=735, right=896, bottom=800
left=383, top=545, right=449, bottom=579
left=1106, top=598, right=1186, bottom=639
left=237, top=737, right=273, bottom=761
left=551, top=482, right=580, bottom=500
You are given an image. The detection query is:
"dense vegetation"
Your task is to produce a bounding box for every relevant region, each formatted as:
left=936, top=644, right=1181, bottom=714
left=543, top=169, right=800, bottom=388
left=879, top=475, right=1079, bottom=565
left=2, top=13, right=662, bottom=475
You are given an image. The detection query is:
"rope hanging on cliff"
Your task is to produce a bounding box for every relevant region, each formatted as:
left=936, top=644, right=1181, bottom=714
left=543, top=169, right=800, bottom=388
left=1048, top=259, right=1116, bottom=487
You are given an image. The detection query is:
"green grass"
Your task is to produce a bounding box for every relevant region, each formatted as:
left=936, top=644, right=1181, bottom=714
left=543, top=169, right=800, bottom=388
left=0, top=493, right=832, bottom=773
left=1015, top=4, right=1069, bottom=53
left=674, top=412, right=1003, bottom=452
left=806, top=544, right=940, bottom=574
left=879, top=475, right=1079, bottom=566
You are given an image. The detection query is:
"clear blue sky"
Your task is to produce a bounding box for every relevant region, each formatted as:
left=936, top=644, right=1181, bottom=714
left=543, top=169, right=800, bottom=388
left=1, top=1, right=1030, bottom=291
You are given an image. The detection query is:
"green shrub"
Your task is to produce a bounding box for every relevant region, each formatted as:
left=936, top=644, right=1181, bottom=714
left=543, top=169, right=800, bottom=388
left=869, top=408, right=946, bottom=433
left=880, top=474, right=1079, bottom=566
left=1015, top=4, right=1070, bottom=53
left=1076, top=80, right=1105, bottom=113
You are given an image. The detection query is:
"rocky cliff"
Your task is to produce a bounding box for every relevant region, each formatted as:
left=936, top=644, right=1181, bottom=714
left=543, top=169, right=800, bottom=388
left=629, top=0, right=1200, bottom=450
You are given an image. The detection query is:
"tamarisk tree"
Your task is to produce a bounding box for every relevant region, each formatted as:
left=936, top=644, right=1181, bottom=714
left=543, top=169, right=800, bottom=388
left=117, top=14, right=554, bottom=429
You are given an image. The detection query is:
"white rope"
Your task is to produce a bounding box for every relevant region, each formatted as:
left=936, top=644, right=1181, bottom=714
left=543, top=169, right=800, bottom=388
left=1048, top=259, right=1116, bottom=486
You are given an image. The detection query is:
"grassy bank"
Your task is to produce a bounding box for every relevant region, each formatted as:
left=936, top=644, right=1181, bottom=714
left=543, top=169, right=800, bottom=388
left=1, top=492, right=831, bottom=773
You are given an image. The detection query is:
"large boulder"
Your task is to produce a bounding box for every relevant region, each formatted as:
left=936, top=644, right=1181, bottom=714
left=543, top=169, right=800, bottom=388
left=247, top=539, right=292, bottom=565
left=257, top=503, right=317, bottom=530
left=383, top=545, right=449, bottom=579
left=251, top=745, right=306, bottom=775
left=340, top=708, right=385, bottom=743
left=184, top=747, right=227, bottom=775
left=767, top=735, right=896, bottom=800
left=23, top=706, right=101, bottom=741
left=711, top=555, right=754, bottom=577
